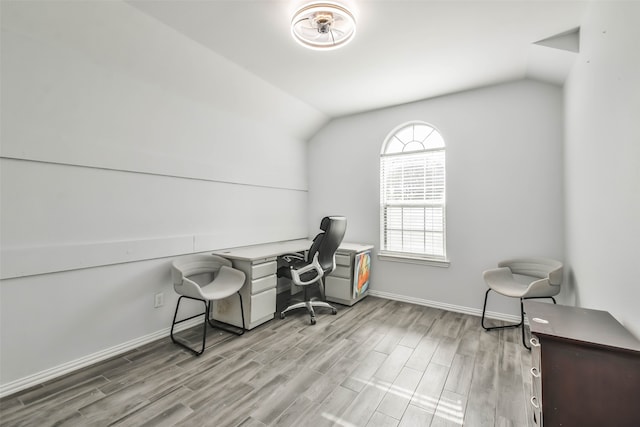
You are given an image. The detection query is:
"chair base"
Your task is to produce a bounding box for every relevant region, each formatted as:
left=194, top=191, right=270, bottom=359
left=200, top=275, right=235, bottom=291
left=280, top=284, right=337, bottom=325
left=481, top=289, right=556, bottom=350
left=280, top=300, right=337, bottom=325
left=170, top=294, right=245, bottom=356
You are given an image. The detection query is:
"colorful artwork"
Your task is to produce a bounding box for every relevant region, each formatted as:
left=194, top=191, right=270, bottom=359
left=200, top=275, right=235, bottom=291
left=353, top=251, right=371, bottom=298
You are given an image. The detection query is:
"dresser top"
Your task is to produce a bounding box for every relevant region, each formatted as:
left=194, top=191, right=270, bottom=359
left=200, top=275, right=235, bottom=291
left=524, top=301, right=640, bottom=352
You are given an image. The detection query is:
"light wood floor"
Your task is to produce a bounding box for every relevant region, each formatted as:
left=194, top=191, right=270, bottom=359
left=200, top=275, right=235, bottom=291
left=0, top=296, right=533, bottom=427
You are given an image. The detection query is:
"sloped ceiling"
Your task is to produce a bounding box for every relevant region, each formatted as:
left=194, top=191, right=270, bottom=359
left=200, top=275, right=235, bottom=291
left=128, top=0, right=587, bottom=118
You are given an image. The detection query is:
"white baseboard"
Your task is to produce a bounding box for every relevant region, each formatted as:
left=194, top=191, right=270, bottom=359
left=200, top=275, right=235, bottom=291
left=0, top=318, right=201, bottom=399
left=368, top=290, right=522, bottom=324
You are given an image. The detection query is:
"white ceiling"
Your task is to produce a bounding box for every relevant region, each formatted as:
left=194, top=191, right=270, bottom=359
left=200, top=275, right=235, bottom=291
left=128, top=0, right=587, bottom=118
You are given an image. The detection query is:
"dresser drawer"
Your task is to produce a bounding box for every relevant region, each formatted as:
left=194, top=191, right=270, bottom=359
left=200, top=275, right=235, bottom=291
left=529, top=336, right=542, bottom=426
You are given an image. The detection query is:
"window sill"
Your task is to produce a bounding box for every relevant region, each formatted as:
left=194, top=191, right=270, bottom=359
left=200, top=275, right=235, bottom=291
left=377, top=252, right=450, bottom=268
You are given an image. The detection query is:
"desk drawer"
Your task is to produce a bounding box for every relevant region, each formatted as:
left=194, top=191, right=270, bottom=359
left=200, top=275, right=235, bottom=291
left=326, top=276, right=352, bottom=301
left=252, top=260, right=277, bottom=279
left=331, top=265, right=351, bottom=279
left=252, top=274, right=276, bottom=295
left=251, top=287, right=276, bottom=321
left=335, top=253, right=351, bottom=266
left=212, top=286, right=276, bottom=329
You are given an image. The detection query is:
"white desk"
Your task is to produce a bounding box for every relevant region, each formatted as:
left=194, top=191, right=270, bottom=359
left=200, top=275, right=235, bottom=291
left=211, top=239, right=373, bottom=329
left=215, top=239, right=311, bottom=263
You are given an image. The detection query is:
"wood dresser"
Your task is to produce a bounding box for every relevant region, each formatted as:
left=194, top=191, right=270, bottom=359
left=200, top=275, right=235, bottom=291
left=524, top=301, right=640, bottom=427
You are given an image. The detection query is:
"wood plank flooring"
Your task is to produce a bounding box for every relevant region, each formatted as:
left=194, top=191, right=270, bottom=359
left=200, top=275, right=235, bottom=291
left=0, top=296, right=533, bottom=426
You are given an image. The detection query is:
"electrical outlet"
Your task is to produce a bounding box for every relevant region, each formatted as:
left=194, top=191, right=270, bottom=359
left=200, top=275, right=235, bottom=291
left=154, top=292, right=164, bottom=308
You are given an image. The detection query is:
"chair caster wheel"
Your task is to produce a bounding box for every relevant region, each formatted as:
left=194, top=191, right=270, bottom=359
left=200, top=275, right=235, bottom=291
left=280, top=313, right=285, bottom=319
left=310, top=317, right=316, bottom=325
left=332, top=309, right=337, bottom=315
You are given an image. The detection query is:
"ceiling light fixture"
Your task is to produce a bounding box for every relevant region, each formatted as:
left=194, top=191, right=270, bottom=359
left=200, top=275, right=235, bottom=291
left=291, top=2, right=356, bottom=51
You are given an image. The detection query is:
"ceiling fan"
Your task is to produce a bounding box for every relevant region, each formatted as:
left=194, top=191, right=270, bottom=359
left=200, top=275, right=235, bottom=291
left=290, top=2, right=356, bottom=50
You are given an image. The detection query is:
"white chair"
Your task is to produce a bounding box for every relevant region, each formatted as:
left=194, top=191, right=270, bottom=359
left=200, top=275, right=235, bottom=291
left=170, top=254, right=246, bottom=355
left=481, top=257, right=563, bottom=349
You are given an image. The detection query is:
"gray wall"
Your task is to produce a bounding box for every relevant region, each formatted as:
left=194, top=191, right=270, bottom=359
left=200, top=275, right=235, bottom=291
left=308, top=80, right=565, bottom=316
left=564, top=1, right=640, bottom=337
left=0, top=1, right=325, bottom=391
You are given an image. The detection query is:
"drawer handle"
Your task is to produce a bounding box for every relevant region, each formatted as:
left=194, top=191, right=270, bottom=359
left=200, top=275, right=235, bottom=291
left=530, top=367, right=540, bottom=378
left=530, top=337, right=540, bottom=347
left=530, top=396, right=540, bottom=409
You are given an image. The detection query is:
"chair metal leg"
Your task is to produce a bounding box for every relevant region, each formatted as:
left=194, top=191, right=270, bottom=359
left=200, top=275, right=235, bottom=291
left=239, top=292, right=246, bottom=330
left=171, top=293, right=245, bottom=356
left=481, top=289, right=523, bottom=331
left=170, top=296, right=208, bottom=356
left=483, top=290, right=559, bottom=350
left=481, top=288, right=491, bottom=330
left=481, top=289, right=527, bottom=350
left=520, top=298, right=530, bottom=350
left=206, top=292, right=246, bottom=336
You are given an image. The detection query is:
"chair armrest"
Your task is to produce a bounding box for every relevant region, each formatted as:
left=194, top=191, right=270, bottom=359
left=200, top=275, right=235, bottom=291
left=281, top=252, right=306, bottom=263
left=290, top=253, right=324, bottom=286
left=524, top=277, right=561, bottom=298
left=482, top=267, right=513, bottom=285
left=483, top=267, right=525, bottom=297
left=174, top=276, right=206, bottom=300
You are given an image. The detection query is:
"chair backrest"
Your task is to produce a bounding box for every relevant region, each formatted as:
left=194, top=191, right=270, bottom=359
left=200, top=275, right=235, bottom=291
left=308, top=216, right=347, bottom=274
left=498, top=258, right=564, bottom=286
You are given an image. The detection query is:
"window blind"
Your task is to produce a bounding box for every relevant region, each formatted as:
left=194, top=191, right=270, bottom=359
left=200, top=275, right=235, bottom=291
left=380, top=149, right=446, bottom=259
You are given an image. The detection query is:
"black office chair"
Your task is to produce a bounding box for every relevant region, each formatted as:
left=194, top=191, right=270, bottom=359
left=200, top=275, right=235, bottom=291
left=278, top=216, right=347, bottom=325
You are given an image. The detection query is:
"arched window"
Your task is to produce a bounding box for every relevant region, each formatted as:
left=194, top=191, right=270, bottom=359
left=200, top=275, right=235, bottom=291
left=380, top=122, right=447, bottom=263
